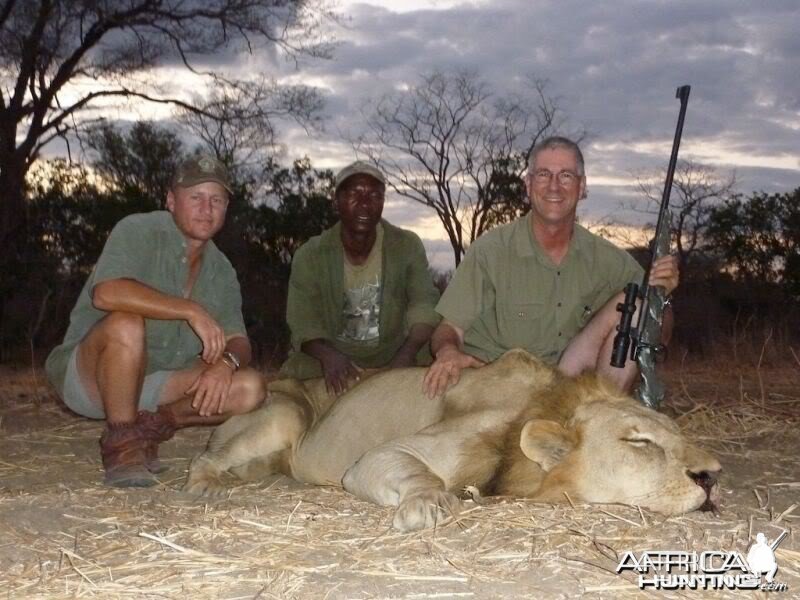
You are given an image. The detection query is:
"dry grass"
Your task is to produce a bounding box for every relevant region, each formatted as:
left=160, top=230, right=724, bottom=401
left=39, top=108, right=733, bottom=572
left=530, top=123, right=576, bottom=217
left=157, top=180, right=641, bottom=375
left=0, top=362, right=798, bottom=599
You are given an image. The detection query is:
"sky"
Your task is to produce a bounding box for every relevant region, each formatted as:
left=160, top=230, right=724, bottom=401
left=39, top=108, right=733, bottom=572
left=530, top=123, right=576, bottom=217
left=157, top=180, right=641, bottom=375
left=66, top=0, right=800, bottom=269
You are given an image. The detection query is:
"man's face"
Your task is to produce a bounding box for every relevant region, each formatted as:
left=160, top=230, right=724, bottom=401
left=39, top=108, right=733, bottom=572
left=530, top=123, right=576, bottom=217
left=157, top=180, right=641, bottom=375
left=335, top=173, right=385, bottom=234
left=526, top=147, right=586, bottom=227
left=166, top=181, right=229, bottom=244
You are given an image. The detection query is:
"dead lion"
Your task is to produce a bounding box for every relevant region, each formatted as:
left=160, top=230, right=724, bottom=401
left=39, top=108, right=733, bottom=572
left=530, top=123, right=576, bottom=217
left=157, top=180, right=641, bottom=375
left=183, top=349, right=721, bottom=531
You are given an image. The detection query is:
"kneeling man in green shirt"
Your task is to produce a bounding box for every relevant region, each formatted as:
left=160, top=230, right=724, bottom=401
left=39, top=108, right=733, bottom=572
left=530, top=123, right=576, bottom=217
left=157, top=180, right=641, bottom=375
left=424, top=137, right=680, bottom=397
left=281, top=161, right=441, bottom=395
left=45, top=155, right=266, bottom=488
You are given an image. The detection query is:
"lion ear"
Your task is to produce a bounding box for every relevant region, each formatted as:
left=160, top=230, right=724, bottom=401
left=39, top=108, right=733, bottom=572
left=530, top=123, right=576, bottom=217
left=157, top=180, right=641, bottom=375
left=519, top=419, right=576, bottom=472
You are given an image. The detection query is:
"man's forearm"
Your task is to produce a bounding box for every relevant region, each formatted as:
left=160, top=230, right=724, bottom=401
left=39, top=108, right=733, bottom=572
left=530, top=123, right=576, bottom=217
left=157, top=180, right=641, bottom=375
left=394, top=323, right=435, bottom=358
left=430, top=321, right=465, bottom=357
left=300, top=338, right=339, bottom=363
left=92, top=278, right=198, bottom=321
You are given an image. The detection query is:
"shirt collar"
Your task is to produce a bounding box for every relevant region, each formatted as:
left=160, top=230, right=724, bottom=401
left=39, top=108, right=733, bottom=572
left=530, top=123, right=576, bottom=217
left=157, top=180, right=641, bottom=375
left=162, top=211, right=220, bottom=280
left=514, top=213, right=587, bottom=266
left=164, top=211, right=190, bottom=256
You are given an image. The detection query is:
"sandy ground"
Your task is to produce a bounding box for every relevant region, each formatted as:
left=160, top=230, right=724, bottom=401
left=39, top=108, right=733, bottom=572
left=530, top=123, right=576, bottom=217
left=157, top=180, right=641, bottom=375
left=0, top=362, right=798, bottom=599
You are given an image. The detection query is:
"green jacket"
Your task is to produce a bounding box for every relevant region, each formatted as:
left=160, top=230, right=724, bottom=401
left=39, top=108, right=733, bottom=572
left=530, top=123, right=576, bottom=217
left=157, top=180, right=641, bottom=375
left=281, top=220, right=440, bottom=379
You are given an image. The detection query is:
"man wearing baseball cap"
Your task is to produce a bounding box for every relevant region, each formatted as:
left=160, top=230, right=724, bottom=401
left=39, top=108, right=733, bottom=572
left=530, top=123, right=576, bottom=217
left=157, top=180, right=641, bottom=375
left=281, top=160, right=440, bottom=394
left=45, top=154, right=266, bottom=488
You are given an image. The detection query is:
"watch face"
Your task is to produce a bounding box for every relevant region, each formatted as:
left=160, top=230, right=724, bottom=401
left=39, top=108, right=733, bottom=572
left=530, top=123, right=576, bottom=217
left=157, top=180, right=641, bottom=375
left=223, top=351, right=240, bottom=370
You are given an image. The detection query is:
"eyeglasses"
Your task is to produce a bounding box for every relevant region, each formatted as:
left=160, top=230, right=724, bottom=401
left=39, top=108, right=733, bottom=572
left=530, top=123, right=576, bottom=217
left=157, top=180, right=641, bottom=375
left=531, top=168, right=581, bottom=187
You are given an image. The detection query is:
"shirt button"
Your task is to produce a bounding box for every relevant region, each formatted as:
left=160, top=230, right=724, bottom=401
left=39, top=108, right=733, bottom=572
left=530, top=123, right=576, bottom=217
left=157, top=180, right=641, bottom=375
left=557, top=302, right=562, bottom=307
left=557, top=271, right=561, bottom=276
left=558, top=332, right=562, bottom=337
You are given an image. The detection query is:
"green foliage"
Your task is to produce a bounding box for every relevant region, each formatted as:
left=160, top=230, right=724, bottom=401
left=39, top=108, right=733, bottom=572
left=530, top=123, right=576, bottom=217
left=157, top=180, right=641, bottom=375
left=706, top=188, right=800, bottom=296
left=261, top=156, right=336, bottom=264
left=480, top=153, right=530, bottom=230
left=29, top=160, right=159, bottom=278
left=87, top=122, right=184, bottom=205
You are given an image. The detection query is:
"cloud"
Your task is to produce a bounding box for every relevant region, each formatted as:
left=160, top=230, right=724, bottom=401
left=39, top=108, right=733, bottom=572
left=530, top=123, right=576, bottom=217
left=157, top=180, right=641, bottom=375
left=51, top=0, right=800, bottom=267
left=265, top=0, right=798, bottom=266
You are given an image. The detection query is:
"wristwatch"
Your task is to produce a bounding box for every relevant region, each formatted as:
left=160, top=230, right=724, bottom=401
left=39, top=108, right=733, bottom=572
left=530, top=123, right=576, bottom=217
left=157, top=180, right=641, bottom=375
left=222, top=350, right=241, bottom=372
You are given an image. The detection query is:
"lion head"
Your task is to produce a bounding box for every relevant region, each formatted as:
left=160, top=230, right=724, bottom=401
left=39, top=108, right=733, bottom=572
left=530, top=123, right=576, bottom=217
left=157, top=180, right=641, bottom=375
left=494, top=376, right=722, bottom=516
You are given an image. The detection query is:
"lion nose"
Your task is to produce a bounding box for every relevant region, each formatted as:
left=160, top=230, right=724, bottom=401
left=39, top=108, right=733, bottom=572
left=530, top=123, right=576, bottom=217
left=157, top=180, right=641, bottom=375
left=688, top=469, right=719, bottom=492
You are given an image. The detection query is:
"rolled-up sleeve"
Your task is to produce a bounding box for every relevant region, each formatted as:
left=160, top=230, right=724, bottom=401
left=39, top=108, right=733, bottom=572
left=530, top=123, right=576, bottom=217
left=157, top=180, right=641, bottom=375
left=404, top=234, right=441, bottom=327
left=618, top=252, right=645, bottom=291
left=435, top=241, right=492, bottom=331
left=286, top=243, right=329, bottom=349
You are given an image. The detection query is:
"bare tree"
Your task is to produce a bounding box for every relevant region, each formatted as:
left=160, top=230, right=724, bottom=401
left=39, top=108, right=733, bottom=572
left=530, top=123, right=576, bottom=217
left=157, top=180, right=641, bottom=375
left=354, top=70, right=564, bottom=266
left=632, top=161, right=737, bottom=268
left=179, top=75, right=324, bottom=180
left=0, top=0, right=333, bottom=265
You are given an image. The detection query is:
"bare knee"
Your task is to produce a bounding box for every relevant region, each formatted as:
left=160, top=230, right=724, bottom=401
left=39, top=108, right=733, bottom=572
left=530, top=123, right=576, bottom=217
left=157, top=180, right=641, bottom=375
left=228, top=368, right=266, bottom=414
left=98, top=312, right=146, bottom=350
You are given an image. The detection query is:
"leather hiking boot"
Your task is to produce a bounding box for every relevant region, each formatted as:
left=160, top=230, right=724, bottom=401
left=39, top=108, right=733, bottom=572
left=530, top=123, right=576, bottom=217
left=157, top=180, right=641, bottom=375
left=137, top=407, right=178, bottom=474
left=99, top=422, right=157, bottom=488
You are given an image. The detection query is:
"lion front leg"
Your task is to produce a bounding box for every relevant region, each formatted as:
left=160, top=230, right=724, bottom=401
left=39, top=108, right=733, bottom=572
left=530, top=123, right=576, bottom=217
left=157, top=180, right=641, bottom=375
left=342, top=445, right=462, bottom=532
left=183, top=397, right=308, bottom=498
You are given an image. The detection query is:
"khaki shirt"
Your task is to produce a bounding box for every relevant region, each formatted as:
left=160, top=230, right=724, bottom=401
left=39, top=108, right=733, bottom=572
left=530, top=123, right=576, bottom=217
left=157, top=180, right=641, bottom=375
left=436, top=215, right=643, bottom=364
left=45, top=212, right=247, bottom=395
left=281, top=220, right=440, bottom=379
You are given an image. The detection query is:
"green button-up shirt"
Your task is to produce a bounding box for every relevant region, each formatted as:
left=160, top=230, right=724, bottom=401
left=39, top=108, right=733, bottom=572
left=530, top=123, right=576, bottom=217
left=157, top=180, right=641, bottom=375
left=436, top=215, right=643, bottom=364
left=45, top=211, right=247, bottom=395
left=281, top=219, right=441, bottom=379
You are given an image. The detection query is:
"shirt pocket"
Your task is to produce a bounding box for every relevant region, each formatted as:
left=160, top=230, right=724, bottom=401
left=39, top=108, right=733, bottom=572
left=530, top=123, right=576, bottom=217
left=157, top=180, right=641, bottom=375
left=497, top=299, right=546, bottom=349
left=576, top=286, right=611, bottom=328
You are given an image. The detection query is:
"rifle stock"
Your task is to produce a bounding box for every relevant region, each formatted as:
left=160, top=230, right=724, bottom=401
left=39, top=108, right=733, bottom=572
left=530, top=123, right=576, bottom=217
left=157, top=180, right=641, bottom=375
left=611, top=85, right=690, bottom=409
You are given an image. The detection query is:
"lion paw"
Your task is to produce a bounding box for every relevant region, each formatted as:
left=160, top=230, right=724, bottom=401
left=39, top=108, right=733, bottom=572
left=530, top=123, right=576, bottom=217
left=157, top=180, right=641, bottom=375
left=182, top=476, right=228, bottom=498
left=392, top=490, right=462, bottom=532
left=182, top=456, right=227, bottom=499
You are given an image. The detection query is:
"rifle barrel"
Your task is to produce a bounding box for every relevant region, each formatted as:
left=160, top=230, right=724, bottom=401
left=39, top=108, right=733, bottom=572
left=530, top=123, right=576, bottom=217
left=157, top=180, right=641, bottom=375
left=639, top=85, right=692, bottom=296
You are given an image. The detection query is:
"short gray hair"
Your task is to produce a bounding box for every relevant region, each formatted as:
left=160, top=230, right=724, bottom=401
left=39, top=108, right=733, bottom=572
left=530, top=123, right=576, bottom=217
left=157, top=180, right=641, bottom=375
left=528, top=136, right=585, bottom=176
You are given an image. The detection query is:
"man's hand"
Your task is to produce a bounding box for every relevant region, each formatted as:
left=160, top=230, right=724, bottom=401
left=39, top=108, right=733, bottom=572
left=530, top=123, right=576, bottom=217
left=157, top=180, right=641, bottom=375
left=649, top=255, right=680, bottom=296
left=186, top=360, right=234, bottom=417
left=186, top=304, right=226, bottom=364
left=319, top=347, right=363, bottom=396
left=423, top=345, right=485, bottom=399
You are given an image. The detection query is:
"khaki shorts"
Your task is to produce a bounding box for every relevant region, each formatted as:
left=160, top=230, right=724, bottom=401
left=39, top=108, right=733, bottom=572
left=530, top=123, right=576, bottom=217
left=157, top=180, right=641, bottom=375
left=61, top=346, right=172, bottom=419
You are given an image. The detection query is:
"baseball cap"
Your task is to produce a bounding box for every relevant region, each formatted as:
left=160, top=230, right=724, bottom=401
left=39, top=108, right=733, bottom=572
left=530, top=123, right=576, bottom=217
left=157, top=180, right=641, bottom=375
left=171, top=154, right=233, bottom=194
left=334, top=160, right=386, bottom=191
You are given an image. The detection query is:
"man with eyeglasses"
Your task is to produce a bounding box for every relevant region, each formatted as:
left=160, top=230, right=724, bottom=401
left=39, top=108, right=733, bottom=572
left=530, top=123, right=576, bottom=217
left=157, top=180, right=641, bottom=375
left=282, top=161, right=441, bottom=395
left=45, top=155, right=266, bottom=488
left=423, top=136, right=679, bottom=397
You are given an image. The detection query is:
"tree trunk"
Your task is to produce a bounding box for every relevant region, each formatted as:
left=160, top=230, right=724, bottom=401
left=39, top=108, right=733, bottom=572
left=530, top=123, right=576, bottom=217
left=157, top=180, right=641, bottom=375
left=453, top=246, right=462, bottom=268
left=0, top=157, right=28, bottom=255
left=0, top=157, right=31, bottom=322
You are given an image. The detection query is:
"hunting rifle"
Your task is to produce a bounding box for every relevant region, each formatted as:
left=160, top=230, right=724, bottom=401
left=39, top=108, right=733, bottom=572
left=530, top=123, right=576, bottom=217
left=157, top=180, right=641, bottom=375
left=611, top=85, right=691, bottom=409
